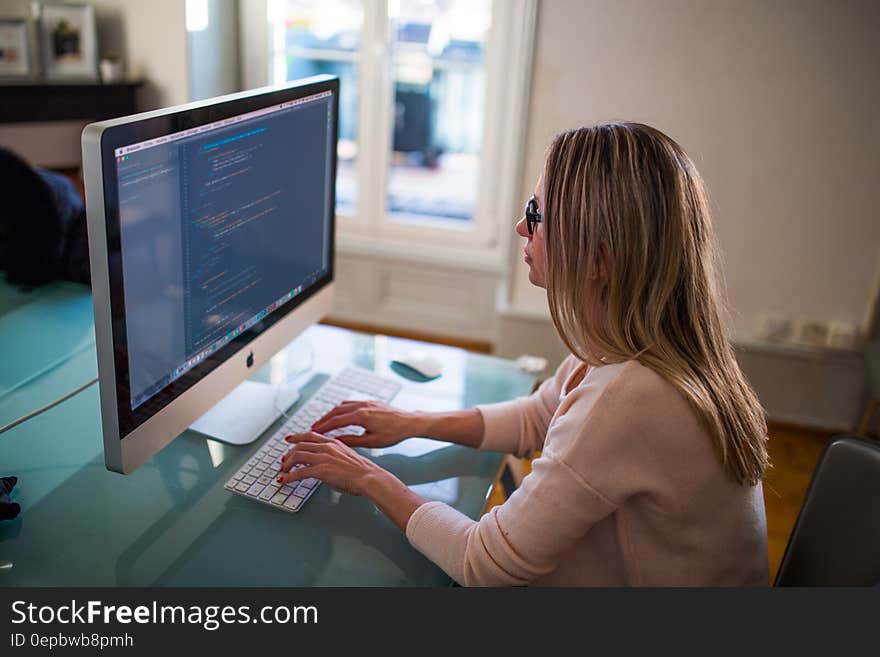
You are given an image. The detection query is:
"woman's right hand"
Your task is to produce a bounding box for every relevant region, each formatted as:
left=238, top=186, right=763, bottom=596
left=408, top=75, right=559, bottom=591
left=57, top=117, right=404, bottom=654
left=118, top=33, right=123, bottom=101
left=309, top=401, right=423, bottom=448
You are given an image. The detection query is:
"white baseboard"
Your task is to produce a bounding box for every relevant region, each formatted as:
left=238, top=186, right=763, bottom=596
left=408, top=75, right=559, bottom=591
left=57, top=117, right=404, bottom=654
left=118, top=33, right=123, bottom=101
left=495, top=311, right=568, bottom=372
left=733, top=340, right=867, bottom=432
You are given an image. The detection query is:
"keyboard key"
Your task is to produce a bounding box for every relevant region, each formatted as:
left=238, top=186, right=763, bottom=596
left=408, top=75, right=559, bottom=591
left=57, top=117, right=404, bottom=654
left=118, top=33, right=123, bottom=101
left=292, top=486, right=309, bottom=498
left=246, top=482, right=264, bottom=497
left=235, top=481, right=250, bottom=493
left=271, top=492, right=290, bottom=506
left=259, top=485, right=280, bottom=501
left=300, top=478, right=318, bottom=489
left=243, top=475, right=257, bottom=485
left=283, top=495, right=303, bottom=511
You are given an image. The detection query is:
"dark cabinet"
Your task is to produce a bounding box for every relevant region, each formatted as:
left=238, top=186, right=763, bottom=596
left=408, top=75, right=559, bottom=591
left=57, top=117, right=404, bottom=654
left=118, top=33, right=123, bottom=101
left=0, top=82, right=142, bottom=123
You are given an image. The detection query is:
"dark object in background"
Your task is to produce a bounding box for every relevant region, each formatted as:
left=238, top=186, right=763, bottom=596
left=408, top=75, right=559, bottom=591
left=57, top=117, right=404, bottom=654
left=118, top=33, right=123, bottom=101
left=393, top=88, right=434, bottom=164
left=52, top=20, right=82, bottom=60
left=0, top=476, right=21, bottom=520
left=0, top=147, right=90, bottom=288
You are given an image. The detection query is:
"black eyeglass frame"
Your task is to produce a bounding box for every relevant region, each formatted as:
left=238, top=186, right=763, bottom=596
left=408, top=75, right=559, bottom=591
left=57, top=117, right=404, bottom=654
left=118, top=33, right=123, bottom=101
left=525, top=195, right=542, bottom=235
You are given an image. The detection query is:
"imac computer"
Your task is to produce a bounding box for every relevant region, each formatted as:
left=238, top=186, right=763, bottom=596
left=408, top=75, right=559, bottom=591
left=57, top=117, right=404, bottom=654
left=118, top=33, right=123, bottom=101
left=82, top=76, right=339, bottom=474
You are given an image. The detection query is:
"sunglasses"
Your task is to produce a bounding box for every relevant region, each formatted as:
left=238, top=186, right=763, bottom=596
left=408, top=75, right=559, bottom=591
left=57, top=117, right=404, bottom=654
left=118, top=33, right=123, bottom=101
left=524, top=195, right=542, bottom=235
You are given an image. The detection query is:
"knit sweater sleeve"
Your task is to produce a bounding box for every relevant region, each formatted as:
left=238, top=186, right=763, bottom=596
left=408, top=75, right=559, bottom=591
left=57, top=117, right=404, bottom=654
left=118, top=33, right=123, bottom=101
left=474, top=355, right=580, bottom=457
left=405, top=450, right=617, bottom=586
left=405, top=363, right=633, bottom=586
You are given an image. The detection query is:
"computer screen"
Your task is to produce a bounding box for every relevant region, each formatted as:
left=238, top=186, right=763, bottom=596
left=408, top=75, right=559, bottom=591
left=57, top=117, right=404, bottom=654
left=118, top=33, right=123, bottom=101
left=83, top=76, right=338, bottom=473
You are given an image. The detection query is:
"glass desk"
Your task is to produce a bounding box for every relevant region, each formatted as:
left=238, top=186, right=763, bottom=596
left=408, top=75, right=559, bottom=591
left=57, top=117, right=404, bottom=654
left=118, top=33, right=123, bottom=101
left=0, top=285, right=535, bottom=586
left=0, top=282, right=96, bottom=431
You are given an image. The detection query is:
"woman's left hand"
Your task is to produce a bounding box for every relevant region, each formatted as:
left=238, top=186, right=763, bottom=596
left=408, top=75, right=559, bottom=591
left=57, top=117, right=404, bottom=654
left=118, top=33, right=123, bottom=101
left=277, top=431, right=383, bottom=496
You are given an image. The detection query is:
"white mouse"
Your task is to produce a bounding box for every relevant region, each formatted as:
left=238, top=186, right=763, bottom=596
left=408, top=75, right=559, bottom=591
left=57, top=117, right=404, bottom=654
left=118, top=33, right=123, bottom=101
left=391, top=351, right=444, bottom=379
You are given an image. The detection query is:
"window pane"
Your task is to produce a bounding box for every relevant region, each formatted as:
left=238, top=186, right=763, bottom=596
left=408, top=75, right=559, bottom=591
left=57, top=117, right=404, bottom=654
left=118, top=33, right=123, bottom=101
left=272, top=0, right=363, bottom=214
left=387, top=0, right=492, bottom=225
left=284, top=0, right=362, bottom=51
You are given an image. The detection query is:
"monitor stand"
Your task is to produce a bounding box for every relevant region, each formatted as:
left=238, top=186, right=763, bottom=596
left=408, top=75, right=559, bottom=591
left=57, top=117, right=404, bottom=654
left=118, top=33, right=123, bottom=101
left=189, top=380, right=300, bottom=445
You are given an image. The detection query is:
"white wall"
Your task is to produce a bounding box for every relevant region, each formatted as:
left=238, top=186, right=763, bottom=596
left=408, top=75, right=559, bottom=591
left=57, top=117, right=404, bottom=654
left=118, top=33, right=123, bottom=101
left=189, top=0, right=241, bottom=101
left=510, top=0, right=880, bottom=344
left=91, top=0, right=189, bottom=109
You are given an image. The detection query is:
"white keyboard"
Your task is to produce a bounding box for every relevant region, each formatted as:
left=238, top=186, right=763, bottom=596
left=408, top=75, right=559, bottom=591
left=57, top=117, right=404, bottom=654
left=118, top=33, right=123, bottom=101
left=224, top=367, right=401, bottom=513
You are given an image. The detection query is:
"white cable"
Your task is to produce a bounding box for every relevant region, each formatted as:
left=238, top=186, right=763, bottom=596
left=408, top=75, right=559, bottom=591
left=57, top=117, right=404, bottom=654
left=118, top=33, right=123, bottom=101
left=0, top=376, right=99, bottom=436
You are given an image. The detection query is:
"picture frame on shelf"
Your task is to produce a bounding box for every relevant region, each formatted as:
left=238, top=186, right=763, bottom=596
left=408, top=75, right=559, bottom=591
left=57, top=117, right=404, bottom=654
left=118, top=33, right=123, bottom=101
left=36, top=2, right=98, bottom=82
left=0, top=18, right=36, bottom=81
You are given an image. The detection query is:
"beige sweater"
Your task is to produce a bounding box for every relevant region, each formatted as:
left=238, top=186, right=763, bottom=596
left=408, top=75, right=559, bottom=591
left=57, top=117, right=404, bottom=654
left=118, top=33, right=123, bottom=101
left=405, top=356, right=768, bottom=586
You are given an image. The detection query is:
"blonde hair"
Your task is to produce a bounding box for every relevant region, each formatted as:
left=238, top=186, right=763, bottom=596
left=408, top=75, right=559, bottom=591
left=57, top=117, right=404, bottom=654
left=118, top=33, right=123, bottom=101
left=543, top=123, right=768, bottom=485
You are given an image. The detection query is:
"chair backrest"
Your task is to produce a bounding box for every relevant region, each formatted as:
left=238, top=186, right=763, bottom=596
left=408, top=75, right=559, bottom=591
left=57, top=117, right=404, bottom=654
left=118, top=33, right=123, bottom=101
left=775, top=436, right=880, bottom=586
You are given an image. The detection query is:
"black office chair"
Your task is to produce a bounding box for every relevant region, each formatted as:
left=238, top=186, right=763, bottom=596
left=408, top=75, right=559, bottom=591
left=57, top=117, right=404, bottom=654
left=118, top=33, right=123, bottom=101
left=774, top=436, right=880, bottom=586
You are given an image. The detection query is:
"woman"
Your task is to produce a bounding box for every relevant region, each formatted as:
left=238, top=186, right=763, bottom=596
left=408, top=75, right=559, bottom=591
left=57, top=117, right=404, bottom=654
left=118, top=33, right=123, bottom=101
left=278, top=123, right=770, bottom=586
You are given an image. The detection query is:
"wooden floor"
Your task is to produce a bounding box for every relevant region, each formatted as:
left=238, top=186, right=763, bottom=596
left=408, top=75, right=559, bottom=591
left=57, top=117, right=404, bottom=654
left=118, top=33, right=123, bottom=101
left=762, top=422, right=834, bottom=582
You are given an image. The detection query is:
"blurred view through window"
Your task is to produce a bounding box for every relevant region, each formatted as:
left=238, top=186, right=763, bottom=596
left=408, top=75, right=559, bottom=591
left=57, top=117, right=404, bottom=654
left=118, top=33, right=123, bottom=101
left=271, top=0, right=363, bottom=215
left=270, top=0, right=492, bottom=226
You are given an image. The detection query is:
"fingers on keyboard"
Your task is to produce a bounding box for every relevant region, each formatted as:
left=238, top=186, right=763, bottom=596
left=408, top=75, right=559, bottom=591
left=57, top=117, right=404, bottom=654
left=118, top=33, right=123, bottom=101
left=227, top=368, right=399, bottom=512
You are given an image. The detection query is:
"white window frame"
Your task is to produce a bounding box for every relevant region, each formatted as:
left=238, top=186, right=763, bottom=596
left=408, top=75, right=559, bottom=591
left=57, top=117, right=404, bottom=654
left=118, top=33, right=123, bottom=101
left=240, top=0, right=536, bottom=270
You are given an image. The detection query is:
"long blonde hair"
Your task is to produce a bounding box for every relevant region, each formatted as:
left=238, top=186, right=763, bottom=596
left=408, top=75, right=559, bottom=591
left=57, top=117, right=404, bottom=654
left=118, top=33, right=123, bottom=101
left=543, top=123, right=768, bottom=485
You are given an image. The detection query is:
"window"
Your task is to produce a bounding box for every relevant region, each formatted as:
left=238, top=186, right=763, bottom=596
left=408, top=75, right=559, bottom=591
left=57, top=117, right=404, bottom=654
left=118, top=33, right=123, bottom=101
left=385, top=0, right=490, bottom=226
left=247, top=0, right=535, bottom=255
left=269, top=0, right=363, bottom=215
